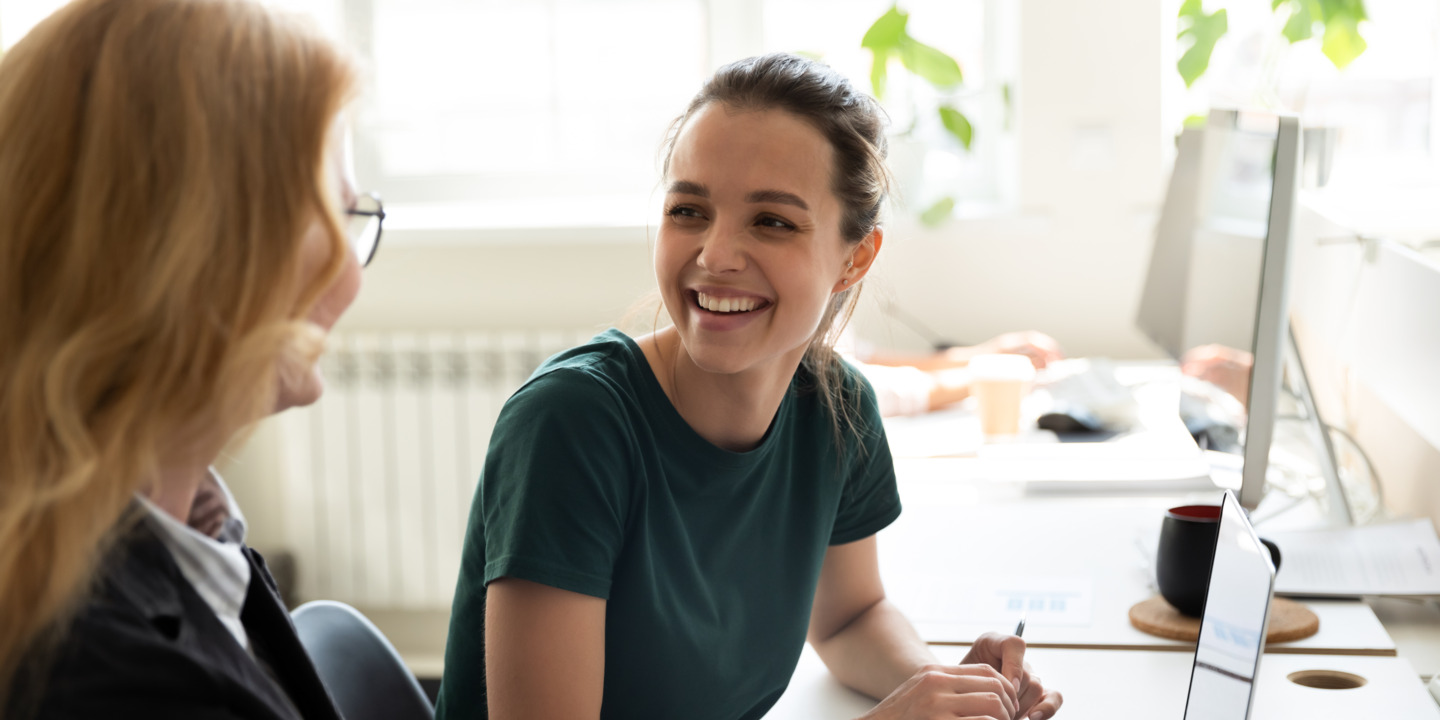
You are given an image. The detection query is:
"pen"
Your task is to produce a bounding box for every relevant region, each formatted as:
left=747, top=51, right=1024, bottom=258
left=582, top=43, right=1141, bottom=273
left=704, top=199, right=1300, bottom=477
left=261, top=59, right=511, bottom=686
left=1014, top=613, right=1026, bottom=638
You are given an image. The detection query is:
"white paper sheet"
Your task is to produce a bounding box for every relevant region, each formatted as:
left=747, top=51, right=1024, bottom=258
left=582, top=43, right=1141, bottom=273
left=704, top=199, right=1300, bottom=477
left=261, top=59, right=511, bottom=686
left=1269, top=519, right=1440, bottom=597
left=899, top=575, right=1095, bottom=628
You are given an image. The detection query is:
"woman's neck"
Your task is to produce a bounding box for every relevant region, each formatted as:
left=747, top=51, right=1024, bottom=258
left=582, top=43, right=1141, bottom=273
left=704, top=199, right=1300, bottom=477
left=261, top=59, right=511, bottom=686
left=147, top=454, right=212, bottom=524
left=639, top=327, right=805, bottom=452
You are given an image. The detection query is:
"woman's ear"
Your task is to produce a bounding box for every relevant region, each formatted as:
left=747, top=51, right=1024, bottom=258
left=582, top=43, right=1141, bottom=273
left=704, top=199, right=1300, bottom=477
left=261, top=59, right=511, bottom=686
left=833, top=227, right=884, bottom=292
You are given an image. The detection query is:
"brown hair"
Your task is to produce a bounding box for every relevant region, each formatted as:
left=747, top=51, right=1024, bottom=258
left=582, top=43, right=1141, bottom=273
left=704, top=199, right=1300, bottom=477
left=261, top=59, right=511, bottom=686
left=0, top=0, right=357, bottom=708
left=661, top=52, right=891, bottom=445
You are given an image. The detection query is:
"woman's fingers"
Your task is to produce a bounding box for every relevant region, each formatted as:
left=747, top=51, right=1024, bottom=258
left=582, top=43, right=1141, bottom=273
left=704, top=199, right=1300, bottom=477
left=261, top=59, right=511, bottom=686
left=917, top=663, right=1017, bottom=719
left=1033, top=689, right=1064, bottom=719
left=963, top=631, right=1028, bottom=691
left=868, top=662, right=1027, bottom=720
left=1017, top=672, right=1046, bottom=716
left=1016, top=682, right=1064, bottom=720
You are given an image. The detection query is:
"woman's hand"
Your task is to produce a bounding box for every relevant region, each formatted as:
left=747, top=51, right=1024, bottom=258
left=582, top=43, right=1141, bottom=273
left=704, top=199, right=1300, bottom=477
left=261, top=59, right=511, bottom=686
left=949, top=332, right=1064, bottom=370
left=1180, top=343, right=1253, bottom=408
left=962, top=633, right=1063, bottom=720
left=861, top=663, right=1019, bottom=720
left=974, top=331, right=1064, bottom=370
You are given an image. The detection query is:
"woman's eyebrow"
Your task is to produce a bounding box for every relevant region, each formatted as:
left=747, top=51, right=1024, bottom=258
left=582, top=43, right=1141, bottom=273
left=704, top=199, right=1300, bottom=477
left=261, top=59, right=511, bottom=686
left=746, top=189, right=808, bottom=211
left=667, top=180, right=708, bottom=197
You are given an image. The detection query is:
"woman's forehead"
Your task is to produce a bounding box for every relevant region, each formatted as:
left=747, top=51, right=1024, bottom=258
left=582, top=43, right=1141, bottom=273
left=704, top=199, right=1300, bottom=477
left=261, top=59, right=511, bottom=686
left=668, top=104, right=835, bottom=201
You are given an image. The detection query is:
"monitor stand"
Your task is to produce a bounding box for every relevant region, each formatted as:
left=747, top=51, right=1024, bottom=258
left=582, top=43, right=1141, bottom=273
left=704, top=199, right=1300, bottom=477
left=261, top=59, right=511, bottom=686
left=1281, top=325, right=1353, bottom=526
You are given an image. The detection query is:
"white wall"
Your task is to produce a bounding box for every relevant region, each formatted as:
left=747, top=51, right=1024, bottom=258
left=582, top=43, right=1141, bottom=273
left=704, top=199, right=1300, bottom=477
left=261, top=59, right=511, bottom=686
left=1289, top=204, right=1440, bottom=528
left=847, top=0, right=1172, bottom=358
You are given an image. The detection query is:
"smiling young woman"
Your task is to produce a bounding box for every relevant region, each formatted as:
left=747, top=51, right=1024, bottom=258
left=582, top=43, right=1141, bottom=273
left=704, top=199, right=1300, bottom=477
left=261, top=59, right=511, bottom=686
left=436, top=54, right=1062, bottom=720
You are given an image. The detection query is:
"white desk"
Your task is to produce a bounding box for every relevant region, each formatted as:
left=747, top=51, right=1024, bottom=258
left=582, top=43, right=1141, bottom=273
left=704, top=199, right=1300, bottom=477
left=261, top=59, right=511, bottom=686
left=853, top=393, right=1440, bottom=717
left=765, top=644, right=1440, bottom=719
left=878, top=461, right=1396, bottom=656
left=1370, top=596, right=1440, bottom=678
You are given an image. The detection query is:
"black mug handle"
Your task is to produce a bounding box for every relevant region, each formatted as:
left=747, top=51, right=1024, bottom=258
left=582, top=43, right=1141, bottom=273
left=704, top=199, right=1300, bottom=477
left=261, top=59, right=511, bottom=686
left=1260, top=538, right=1282, bottom=572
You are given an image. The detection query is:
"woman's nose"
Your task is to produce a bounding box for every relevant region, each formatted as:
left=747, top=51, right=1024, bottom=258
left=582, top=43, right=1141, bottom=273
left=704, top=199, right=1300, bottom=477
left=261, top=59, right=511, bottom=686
left=696, top=225, right=747, bottom=274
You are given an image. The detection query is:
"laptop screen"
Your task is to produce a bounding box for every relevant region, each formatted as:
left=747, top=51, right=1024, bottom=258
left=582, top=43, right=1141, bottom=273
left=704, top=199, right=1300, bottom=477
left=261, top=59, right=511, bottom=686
left=1183, top=490, right=1277, bottom=720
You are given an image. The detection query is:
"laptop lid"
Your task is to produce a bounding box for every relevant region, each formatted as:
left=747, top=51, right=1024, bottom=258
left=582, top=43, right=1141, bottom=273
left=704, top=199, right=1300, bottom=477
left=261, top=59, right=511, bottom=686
left=1182, top=489, right=1278, bottom=720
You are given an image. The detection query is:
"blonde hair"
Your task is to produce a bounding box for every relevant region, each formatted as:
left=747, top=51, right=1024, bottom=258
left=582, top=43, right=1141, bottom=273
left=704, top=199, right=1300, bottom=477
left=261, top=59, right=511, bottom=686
left=0, top=0, right=356, bottom=706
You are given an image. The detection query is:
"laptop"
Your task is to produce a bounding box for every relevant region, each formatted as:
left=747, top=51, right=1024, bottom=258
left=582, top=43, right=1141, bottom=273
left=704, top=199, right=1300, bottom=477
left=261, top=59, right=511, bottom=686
left=1183, top=489, right=1279, bottom=720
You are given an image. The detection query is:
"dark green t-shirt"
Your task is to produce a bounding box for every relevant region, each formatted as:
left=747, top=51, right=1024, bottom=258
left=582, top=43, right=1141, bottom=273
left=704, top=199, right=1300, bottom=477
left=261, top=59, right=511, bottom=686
left=436, top=329, right=900, bottom=720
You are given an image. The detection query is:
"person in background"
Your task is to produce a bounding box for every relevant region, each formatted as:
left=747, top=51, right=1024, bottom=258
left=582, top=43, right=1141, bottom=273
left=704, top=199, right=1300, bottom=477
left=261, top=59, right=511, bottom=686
left=1180, top=343, right=1254, bottom=409
left=0, top=0, right=380, bottom=716
left=841, top=328, right=1064, bottom=416
left=437, top=53, right=1062, bottom=720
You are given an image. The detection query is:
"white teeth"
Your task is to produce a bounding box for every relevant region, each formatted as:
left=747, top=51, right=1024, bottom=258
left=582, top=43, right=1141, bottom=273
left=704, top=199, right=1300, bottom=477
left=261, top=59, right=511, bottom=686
left=697, top=292, right=762, bottom=313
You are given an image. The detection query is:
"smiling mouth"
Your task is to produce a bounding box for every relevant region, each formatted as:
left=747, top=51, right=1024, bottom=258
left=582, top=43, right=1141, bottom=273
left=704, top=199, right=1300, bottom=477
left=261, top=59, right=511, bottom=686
left=692, top=290, right=771, bottom=315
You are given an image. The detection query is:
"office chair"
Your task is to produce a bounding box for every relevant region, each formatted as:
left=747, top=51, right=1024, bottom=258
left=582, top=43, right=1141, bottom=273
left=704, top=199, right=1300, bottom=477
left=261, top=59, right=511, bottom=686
left=291, top=600, right=435, bottom=720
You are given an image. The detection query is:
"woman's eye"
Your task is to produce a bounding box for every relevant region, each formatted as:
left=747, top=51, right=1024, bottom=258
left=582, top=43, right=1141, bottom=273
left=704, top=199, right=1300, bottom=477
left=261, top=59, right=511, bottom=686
left=756, top=215, right=795, bottom=231
left=666, top=205, right=704, bottom=221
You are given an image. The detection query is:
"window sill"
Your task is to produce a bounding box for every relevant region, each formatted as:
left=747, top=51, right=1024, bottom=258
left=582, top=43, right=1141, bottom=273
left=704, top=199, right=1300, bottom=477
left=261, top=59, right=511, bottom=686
left=381, top=199, right=1044, bottom=246
left=383, top=198, right=658, bottom=246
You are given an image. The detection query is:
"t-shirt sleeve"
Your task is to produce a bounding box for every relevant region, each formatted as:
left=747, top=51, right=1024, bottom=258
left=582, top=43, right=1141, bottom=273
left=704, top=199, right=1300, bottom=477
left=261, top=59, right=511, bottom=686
left=829, top=368, right=902, bottom=545
left=476, top=367, right=635, bottom=599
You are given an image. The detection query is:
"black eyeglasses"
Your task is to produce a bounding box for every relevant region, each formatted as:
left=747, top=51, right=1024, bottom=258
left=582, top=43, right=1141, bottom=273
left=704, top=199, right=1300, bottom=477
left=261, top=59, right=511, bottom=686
left=345, top=192, right=385, bottom=267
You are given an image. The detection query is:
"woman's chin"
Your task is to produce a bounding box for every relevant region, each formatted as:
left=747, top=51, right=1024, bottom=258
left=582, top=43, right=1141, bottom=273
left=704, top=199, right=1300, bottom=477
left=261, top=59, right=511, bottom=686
left=274, top=366, right=325, bottom=414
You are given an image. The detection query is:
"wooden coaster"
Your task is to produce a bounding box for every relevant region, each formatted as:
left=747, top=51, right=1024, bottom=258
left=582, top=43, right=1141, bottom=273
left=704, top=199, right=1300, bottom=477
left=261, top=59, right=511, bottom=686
left=1128, top=595, right=1319, bottom=644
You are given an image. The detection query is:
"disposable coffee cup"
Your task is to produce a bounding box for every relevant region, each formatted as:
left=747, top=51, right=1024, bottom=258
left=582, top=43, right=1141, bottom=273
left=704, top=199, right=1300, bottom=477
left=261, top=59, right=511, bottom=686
left=969, top=354, right=1036, bottom=436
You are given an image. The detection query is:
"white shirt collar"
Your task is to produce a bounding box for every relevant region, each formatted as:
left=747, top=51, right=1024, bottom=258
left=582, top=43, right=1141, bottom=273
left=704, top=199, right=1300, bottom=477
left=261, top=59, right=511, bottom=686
left=137, top=468, right=253, bottom=653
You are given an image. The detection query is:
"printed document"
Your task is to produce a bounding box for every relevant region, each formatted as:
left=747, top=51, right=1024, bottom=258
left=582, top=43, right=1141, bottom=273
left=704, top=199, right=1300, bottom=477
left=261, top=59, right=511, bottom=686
left=1268, top=519, right=1440, bottom=597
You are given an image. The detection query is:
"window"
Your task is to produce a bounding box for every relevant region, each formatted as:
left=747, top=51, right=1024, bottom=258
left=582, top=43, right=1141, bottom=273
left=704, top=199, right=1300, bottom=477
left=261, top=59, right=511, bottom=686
left=344, top=0, right=1008, bottom=226
left=353, top=0, right=708, bottom=225
left=1173, top=0, right=1440, bottom=182
left=0, top=0, right=1011, bottom=228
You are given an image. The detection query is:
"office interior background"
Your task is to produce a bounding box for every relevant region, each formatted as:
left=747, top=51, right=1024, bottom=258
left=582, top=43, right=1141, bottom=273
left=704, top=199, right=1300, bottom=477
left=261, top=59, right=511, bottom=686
left=4, top=0, right=1437, bottom=672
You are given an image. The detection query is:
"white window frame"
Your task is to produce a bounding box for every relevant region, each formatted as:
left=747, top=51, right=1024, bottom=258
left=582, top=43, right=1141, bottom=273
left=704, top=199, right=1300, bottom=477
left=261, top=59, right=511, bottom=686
left=338, top=0, right=1014, bottom=230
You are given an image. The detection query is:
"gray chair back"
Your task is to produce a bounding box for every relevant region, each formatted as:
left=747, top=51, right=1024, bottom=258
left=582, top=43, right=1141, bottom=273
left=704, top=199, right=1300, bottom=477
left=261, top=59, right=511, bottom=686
left=292, top=600, right=435, bottom=720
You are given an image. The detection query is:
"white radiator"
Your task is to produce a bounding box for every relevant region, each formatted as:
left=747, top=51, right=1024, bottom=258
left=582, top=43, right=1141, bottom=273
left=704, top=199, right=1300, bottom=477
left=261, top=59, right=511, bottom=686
left=275, top=329, right=595, bottom=609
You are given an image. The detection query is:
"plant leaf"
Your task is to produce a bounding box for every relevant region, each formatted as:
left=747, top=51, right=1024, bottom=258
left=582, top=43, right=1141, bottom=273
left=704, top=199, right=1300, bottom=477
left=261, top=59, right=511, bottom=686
left=1316, top=0, right=1369, bottom=23
left=869, top=49, right=891, bottom=100
left=1177, top=1, right=1227, bottom=88
left=1183, top=113, right=1208, bottom=128
left=1280, top=1, right=1314, bottom=42
left=862, top=5, right=908, bottom=52
left=1320, top=13, right=1367, bottom=68
left=938, top=106, right=973, bottom=150
left=898, top=36, right=963, bottom=88
left=920, top=197, right=955, bottom=227
left=862, top=5, right=907, bottom=100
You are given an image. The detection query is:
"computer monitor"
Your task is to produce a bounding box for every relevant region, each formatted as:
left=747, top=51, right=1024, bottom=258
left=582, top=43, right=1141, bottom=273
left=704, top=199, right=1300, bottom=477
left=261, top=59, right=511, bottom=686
left=1136, top=109, right=1303, bottom=510
left=1136, top=125, right=1204, bottom=359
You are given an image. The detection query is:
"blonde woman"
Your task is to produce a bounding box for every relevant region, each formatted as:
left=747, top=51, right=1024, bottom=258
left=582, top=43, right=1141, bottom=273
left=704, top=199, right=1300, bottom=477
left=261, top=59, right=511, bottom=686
left=0, top=0, right=378, bottom=717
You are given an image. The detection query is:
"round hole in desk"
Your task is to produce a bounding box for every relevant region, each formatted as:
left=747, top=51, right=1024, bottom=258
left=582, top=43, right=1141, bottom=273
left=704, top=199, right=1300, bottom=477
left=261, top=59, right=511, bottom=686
left=1287, top=669, right=1368, bottom=690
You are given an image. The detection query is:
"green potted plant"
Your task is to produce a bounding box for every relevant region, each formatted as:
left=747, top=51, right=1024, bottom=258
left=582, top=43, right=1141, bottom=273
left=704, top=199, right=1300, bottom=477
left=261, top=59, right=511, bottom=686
left=861, top=3, right=976, bottom=226
left=1177, top=0, right=1369, bottom=121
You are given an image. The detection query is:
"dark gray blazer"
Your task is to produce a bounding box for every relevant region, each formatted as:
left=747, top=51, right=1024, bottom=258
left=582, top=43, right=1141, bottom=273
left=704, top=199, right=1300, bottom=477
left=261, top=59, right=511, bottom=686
left=18, top=521, right=342, bottom=720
